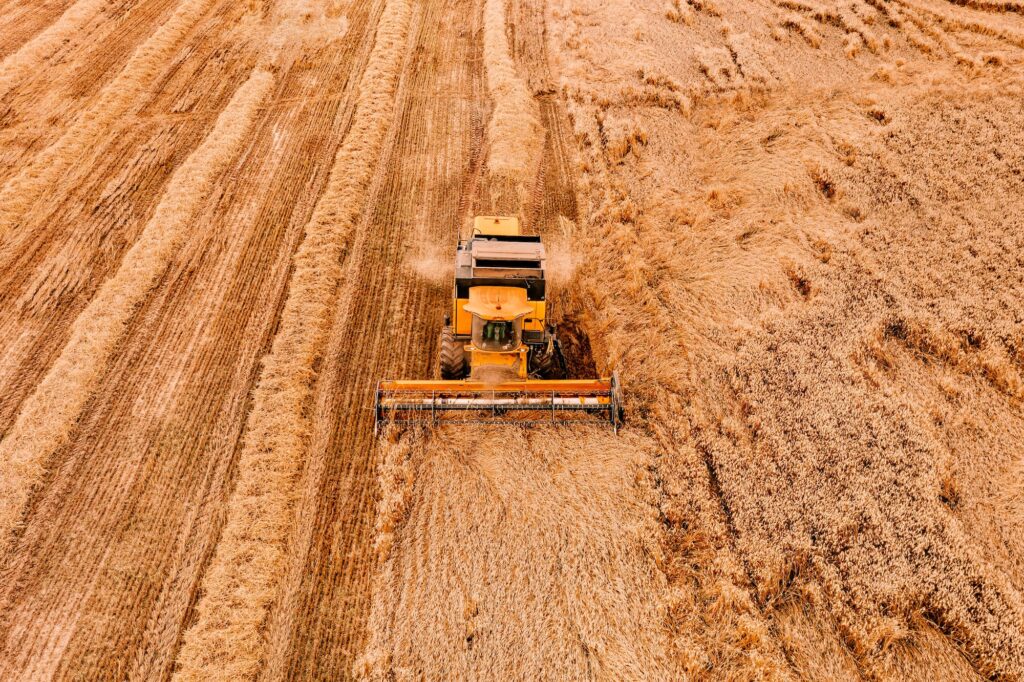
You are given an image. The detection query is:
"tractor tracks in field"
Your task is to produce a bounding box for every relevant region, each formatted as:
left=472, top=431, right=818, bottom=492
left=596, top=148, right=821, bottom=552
left=255, top=0, right=489, bottom=676
left=0, top=65, right=276, bottom=561
left=0, top=0, right=382, bottom=677
left=0, top=0, right=257, bottom=438
left=0, top=0, right=184, bottom=187
left=171, top=0, right=415, bottom=677
left=0, top=0, right=75, bottom=61
left=0, top=0, right=234, bottom=234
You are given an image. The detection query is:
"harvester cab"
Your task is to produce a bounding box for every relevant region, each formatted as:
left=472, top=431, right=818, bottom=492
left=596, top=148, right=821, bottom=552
left=443, top=215, right=563, bottom=382
left=375, top=216, right=622, bottom=433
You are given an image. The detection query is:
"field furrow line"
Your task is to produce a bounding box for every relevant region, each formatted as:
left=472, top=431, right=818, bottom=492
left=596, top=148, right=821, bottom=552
left=252, top=0, right=486, bottom=673
left=0, top=0, right=252, bottom=434
left=0, top=0, right=221, bottom=236
left=0, top=4, right=378, bottom=669
left=256, top=14, right=420, bottom=681
left=169, top=0, right=412, bottom=677
left=0, top=0, right=73, bottom=59
left=0, top=0, right=183, bottom=190
left=0, top=68, right=274, bottom=553
left=0, top=0, right=118, bottom=100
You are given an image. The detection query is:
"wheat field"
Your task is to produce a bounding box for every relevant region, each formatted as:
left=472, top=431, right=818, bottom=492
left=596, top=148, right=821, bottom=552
left=0, top=0, right=1022, bottom=679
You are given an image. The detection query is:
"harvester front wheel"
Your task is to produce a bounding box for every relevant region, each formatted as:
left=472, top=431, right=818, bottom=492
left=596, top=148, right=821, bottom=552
left=439, top=326, right=465, bottom=379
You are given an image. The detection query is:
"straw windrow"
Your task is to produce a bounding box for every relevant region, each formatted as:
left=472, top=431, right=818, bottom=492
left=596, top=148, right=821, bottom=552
left=0, top=0, right=221, bottom=234
left=170, top=0, right=412, bottom=678
left=0, top=68, right=274, bottom=550
left=482, top=0, right=543, bottom=202
left=0, top=0, right=114, bottom=99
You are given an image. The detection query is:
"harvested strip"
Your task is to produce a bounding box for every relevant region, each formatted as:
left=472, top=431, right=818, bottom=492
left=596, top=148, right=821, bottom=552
left=0, top=69, right=273, bottom=551
left=483, top=0, right=542, bottom=182
left=169, top=0, right=412, bottom=678
left=0, top=0, right=219, bottom=234
left=0, top=0, right=114, bottom=99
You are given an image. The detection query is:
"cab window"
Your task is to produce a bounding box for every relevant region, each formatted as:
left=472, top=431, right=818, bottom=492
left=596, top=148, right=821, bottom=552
left=472, top=317, right=522, bottom=351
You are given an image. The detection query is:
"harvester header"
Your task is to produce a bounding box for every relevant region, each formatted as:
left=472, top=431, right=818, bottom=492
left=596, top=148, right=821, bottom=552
left=375, top=216, right=622, bottom=433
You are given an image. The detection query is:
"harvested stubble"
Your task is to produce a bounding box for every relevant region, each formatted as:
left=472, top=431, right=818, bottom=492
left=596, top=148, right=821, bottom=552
left=0, top=0, right=388, bottom=675
left=0, top=0, right=114, bottom=99
left=0, top=0, right=221, bottom=234
left=0, top=68, right=273, bottom=552
left=171, top=0, right=412, bottom=677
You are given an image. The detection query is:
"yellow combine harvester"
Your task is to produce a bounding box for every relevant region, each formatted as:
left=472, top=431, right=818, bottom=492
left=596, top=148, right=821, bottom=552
left=375, top=216, right=622, bottom=433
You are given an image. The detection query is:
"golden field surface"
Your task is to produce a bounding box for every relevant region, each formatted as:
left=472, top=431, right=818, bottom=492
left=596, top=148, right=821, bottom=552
left=0, top=0, right=1022, bottom=679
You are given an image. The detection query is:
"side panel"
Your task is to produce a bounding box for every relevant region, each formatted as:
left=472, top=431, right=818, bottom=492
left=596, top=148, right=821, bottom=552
left=454, top=298, right=472, bottom=335
left=524, top=301, right=545, bottom=331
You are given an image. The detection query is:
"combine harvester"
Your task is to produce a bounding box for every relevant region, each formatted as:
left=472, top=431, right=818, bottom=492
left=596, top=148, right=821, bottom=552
left=375, top=216, right=622, bottom=433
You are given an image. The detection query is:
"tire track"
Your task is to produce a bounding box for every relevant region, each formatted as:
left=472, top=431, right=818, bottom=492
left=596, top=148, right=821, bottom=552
left=0, top=0, right=182, bottom=188
left=0, top=67, right=274, bottom=559
left=171, top=0, right=412, bottom=677
left=0, top=0, right=121, bottom=100
left=0, top=1, right=380, bottom=678
left=0, top=0, right=73, bottom=59
left=0, top=0, right=257, bottom=442
left=0, top=0, right=225, bottom=235
left=507, top=0, right=578, bottom=237
left=260, top=0, right=487, bottom=676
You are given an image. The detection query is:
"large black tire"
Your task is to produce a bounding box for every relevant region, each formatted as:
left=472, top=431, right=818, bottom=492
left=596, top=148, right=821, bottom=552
left=439, top=326, right=465, bottom=379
